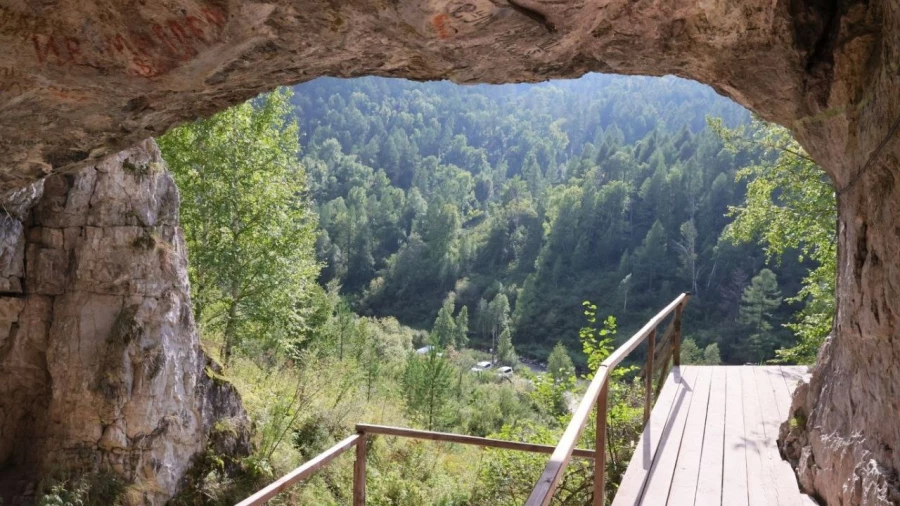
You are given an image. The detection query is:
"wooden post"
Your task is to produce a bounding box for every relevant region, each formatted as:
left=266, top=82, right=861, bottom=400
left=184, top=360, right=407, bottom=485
left=654, top=354, right=671, bottom=398
left=593, top=381, right=609, bottom=506
left=673, top=303, right=684, bottom=366
left=353, top=433, right=367, bottom=506
left=643, top=329, right=656, bottom=426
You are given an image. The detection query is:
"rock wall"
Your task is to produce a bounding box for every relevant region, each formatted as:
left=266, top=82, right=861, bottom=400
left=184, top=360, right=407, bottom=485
left=0, top=139, right=247, bottom=504
left=0, top=0, right=898, bottom=504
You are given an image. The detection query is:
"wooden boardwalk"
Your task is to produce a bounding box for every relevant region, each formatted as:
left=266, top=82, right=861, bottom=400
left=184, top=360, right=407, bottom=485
left=612, top=366, right=817, bottom=506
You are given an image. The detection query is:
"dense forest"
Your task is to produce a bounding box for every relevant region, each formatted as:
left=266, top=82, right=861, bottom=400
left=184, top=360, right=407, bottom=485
left=291, top=74, right=811, bottom=365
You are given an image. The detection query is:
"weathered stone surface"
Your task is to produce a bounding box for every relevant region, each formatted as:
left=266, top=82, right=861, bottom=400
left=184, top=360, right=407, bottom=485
left=197, top=351, right=253, bottom=473
left=0, top=0, right=898, bottom=504
left=0, top=139, right=248, bottom=505
left=0, top=0, right=888, bottom=192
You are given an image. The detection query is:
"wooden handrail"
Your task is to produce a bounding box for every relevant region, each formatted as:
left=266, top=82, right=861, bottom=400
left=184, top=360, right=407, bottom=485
left=237, top=294, right=689, bottom=506
left=235, top=422, right=599, bottom=505
left=524, top=293, right=690, bottom=506
left=356, top=423, right=597, bottom=459
left=235, top=434, right=361, bottom=506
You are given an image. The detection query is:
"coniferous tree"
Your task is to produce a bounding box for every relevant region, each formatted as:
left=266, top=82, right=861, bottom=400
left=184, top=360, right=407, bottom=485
left=718, top=120, right=835, bottom=363
left=402, top=349, right=454, bottom=430
left=703, top=343, right=722, bottom=365
left=496, top=328, right=517, bottom=366
left=739, top=268, right=783, bottom=362
left=634, top=220, right=668, bottom=290
left=488, top=294, right=510, bottom=363
left=454, top=305, right=469, bottom=348
left=547, top=342, right=574, bottom=383
left=358, top=320, right=382, bottom=400
left=675, top=219, right=699, bottom=295
left=431, top=293, right=458, bottom=348
left=476, top=298, right=490, bottom=341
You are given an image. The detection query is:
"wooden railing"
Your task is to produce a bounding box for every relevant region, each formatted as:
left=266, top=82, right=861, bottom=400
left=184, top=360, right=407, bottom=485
left=236, top=293, right=688, bottom=506
left=524, top=292, right=690, bottom=506
left=235, top=423, right=597, bottom=506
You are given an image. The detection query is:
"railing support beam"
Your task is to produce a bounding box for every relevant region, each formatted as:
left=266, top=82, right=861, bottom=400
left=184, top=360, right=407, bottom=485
left=643, top=328, right=656, bottom=425
left=353, top=433, right=367, bottom=506
left=673, top=302, right=684, bottom=366
left=593, top=380, right=609, bottom=506
left=525, top=293, right=690, bottom=506
left=236, top=434, right=361, bottom=506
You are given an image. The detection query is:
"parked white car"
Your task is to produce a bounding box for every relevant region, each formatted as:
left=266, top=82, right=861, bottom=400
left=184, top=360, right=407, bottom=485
left=496, top=366, right=513, bottom=377
left=470, top=360, right=494, bottom=372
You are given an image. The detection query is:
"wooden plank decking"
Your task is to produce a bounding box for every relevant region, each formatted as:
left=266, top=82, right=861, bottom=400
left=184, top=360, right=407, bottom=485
left=612, top=365, right=816, bottom=506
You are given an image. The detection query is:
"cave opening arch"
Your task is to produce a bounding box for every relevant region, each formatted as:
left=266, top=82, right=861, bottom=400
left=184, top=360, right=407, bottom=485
left=1, top=0, right=899, bottom=503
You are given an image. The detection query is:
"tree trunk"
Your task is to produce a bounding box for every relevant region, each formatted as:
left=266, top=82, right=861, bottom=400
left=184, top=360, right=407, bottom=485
left=221, top=297, right=239, bottom=368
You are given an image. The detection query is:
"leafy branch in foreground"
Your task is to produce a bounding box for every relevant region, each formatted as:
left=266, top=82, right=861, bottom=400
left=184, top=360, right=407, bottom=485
left=159, top=88, right=321, bottom=366
left=712, top=118, right=835, bottom=364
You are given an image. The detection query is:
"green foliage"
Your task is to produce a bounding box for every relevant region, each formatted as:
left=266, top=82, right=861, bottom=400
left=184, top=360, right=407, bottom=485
left=547, top=342, right=575, bottom=383
left=579, top=301, right=616, bottom=373
left=530, top=367, right=575, bottom=418
left=159, top=88, right=320, bottom=366
left=703, top=343, right=722, bottom=365
left=680, top=339, right=722, bottom=365
left=431, top=293, right=459, bottom=347
left=716, top=119, right=836, bottom=363
left=402, top=349, right=455, bottom=430
left=471, top=422, right=591, bottom=506
left=487, top=293, right=511, bottom=362
left=495, top=328, right=517, bottom=366
left=37, top=471, right=126, bottom=506
left=738, top=268, right=784, bottom=363
left=359, top=321, right=383, bottom=400
left=454, top=305, right=470, bottom=348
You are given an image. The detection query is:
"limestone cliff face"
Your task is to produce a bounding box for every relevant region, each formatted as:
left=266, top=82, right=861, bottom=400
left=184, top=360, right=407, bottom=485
left=0, top=0, right=898, bottom=504
left=0, top=139, right=247, bottom=504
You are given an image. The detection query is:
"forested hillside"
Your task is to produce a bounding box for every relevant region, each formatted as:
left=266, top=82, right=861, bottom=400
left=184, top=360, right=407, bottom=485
left=291, top=75, right=807, bottom=365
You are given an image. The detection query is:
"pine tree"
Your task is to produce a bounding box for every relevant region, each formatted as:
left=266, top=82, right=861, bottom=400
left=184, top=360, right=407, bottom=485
left=335, top=300, right=356, bottom=361
left=739, top=268, right=783, bottom=362
left=496, top=328, right=517, bottom=366
left=547, top=342, right=574, bottom=383
left=488, top=293, right=511, bottom=363
left=702, top=343, right=722, bottom=365
left=680, top=339, right=703, bottom=364
left=402, top=349, right=454, bottom=430
left=454, top=305, right=469, bottom=348
left=358, top=320, right=382, bottom=400
left=431, top=293, right=458, bottom=348
left=476, top=298, right=490, bottom=341
left=635, top=220, right=668, bottom=290
left=674, top=219, right=699, bottom=295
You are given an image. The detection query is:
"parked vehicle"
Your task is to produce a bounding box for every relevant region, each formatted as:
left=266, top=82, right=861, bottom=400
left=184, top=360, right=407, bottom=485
left=496, top=366, right=513, bottom=377
left=470, top=360, right=494, bottom=372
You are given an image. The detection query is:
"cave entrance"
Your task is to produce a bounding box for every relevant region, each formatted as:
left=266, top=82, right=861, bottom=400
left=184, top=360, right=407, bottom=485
left=0, top=0, right=898, bottom=503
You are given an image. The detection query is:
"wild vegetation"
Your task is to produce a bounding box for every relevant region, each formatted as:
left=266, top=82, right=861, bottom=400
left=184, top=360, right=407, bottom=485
left=36, top=75, right=836, bottom=505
